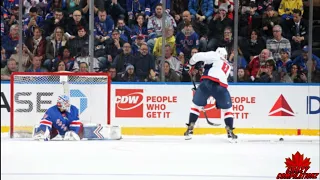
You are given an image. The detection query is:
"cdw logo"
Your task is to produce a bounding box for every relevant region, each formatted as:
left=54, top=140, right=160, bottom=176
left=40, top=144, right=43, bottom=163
left=192, top=91, right=221, bottom=118
left=115, top=89, right=144, bottom=118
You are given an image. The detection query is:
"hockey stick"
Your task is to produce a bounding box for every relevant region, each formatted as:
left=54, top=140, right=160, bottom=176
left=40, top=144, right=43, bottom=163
left=190, top=74, right=221, bottom=126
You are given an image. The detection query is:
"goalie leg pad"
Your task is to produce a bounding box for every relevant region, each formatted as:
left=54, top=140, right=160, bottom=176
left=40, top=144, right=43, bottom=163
left=83, top=124, right=122, bottom=140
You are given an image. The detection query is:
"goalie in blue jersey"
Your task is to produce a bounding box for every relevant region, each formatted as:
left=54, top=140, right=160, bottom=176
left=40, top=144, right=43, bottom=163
left=33, top=95, right=83, bottom=141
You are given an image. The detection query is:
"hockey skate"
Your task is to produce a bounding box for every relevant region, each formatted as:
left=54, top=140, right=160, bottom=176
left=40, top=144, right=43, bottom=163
left=184, top=123, right=195, bottom=140
left=226, top=126, right=238, bottom=143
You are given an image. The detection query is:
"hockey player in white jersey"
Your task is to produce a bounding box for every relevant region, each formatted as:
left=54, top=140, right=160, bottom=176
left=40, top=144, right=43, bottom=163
left=185, top=47, right=238, bottom=141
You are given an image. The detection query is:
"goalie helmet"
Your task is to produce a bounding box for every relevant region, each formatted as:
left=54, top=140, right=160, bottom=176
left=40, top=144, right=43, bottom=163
left=57, top=95, right=70, bottom=112
left=216, top=47, right=228, bottom=60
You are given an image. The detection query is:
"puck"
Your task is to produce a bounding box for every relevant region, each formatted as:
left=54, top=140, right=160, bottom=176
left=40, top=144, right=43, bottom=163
left=279, top=138, right=284, bottom=141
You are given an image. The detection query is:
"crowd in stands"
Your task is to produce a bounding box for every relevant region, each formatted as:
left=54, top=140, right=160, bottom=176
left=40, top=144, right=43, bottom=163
left=1, top=0, right=319, bottom=83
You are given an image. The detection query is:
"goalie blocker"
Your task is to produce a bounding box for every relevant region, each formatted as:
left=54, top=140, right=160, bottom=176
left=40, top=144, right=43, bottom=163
left=32, top=124, right=122, bottom=140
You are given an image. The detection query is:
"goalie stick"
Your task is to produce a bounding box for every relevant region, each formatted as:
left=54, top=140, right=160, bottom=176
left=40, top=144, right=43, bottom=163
left=190, top=74, right=221, bottom=126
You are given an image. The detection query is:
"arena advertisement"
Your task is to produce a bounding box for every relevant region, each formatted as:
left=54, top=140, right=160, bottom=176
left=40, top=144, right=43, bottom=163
left=1, top=82, right=320, bottom=135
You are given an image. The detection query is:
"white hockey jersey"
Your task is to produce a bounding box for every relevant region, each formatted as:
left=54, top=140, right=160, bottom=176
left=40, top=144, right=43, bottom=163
left=189, top=51, right=231, bottom=88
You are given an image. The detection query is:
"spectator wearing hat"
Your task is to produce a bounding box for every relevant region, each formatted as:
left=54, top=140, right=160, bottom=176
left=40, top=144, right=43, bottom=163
left=207, top=3, right=233, bottom=51
left=188, top=0, right=214, bottom=23
left=261, top=5, right=280, bottom=39
left=292, top=46, right=320, bottom=73
left=23, top=7, right=44, bottom=38
left=276, top=48, right=293, bottom=73
left=286, top=9, right=308, bottom=58
left=120, top=64, right=139, bottom=82
left=213, top=0, right=234, bottom=20
left=132, top=34, right=147, bottom=55
left=266, top=25, right=291, bottom=62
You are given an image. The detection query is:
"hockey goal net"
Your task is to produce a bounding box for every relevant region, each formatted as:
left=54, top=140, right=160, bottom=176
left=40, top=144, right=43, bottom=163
left=10, top=72, right=111, bottom=138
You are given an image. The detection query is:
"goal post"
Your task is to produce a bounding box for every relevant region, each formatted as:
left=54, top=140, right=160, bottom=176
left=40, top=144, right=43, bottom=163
left=10, top=72, right=111, bottom=138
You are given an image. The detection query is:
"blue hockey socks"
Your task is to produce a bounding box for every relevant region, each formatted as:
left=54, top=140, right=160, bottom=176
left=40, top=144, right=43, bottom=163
left=224, top=117, right=234, bottom=129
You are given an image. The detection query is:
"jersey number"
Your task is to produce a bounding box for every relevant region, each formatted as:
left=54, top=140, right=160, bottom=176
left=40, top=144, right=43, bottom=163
left=221, top=62, right=230, bottom=74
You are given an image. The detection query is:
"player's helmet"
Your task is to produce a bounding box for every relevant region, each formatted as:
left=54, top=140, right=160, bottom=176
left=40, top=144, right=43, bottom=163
left=57, top=95, right=70, bottom=112
left=216, top=47, right=228, bottom=60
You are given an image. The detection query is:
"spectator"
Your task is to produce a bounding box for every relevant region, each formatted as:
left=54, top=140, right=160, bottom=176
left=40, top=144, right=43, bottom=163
left=26, top=56, right=48, bottom=72
left=237, top=67, right=252, bottom=82
left=146, top=0, right=171, bottom=18
left=112, top=43, right=135, bottom=73
left=278, top=0, right=303, bottom=20
left=153, top=26, right=176, bottom=58
left=94, top=9, right=114, bottom=43
left=127, top=0, right=147, bottom=25
left=52, top=47, right=75, bottom=72
left=292, top=46, right=320, bottom=73
left=281, top=64, right=307, bottom=83
left=207, top=3, right=233, bottom=51
left=23, top=7, right=44, bottom=38
left=214, top=0, right=234, bottom=20
left=43, top=8, right=67, bottom=37
left=147, top=3, right=176, bottom=50
left=266, top=25, right=291, bottom=62
left=65, top=0, right=81, bottom=15
left=102, top=29, right=125, bottom=68
left=175, top=22, right=199, bottom=60
left=120, top=64, right=139, bottom=82
left=286, top=9, right=308, bottom=58
left=116, top=18, right=132, bottom=43
left=177, top=10, right=209, bottom=52
left=188, top=0, right=214, bottom=23
left=132, top=34, right=147, bottom=55
left=107, top=66, right=121, bottom=81
left=80, top=0, right=104, bottom=17
left=276, top=48, right=292, bottom=73
left=238, top=2, right=261, bottom=39
left=78, top=62, right=89, bottom=73
left=66, top=10, right=88, bottom=40
left=45, top=0, right=64, bottom=20
left=216, top=26, right=233, bottom=56
left=25, top=27, right=46, bottom=61
left=75, top=48, right=100, bottom=72
left=55, top=60, right=67, bottom=72
left=170, top=0, right=188, bottom=24
left=1, top=58, right=17, bottom=80
left=241, top=29, right=266, bottom=62
left=106, top=0, right=126, bottom=22
left=161, top=61, right=180, bottom=82
left=255, top=59, right=280, bottom=82
left=2, top=24, right=19, bottom=59
left=69, top=26, right=89, bottom=57
left=44, top=26, right=69, bottom=71
left=7, top=6, right=19, bottom=26
left=130, top=14, right=148, bottom=42
left=133, top=44, right=155, bottom=81
left=261, top=5, right=280, bottom=39
left=10, top=44, right=33, bottom=72
left=248, top=49, right=273, bottom=78
left=157, top=44, right=181, bottom=75
left=1, top=47, right=7, bottom=68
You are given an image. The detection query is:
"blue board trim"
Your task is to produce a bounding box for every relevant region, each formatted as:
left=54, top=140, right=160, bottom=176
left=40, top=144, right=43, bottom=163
left=1, top=80, right=320, bottom=86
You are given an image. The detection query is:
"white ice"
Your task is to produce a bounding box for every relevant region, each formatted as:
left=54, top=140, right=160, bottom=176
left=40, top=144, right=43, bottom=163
left=1, top=134, right=320, bottom=180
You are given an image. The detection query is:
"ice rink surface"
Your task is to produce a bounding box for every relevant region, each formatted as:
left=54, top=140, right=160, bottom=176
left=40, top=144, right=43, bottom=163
left=1, top=134, right=320, bottom=180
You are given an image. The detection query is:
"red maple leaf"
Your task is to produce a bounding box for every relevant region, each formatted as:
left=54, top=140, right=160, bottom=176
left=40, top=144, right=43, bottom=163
left=285, top=151, right=311, bottom=168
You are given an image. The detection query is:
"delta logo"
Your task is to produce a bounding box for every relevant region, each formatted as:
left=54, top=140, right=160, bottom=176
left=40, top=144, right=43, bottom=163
left=192, top=92, right=221, bottom=118
left=269, top=94, right=294, bottom=116
left=115, top=89, right=144, bottom=118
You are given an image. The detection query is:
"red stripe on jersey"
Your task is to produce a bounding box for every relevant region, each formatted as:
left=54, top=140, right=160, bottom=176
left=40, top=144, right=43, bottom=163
left=191, top=108, right=200, bottom=113
left=40, top=120, right=52, bottom=125
left=70, top=121, right=82, bottom=125
left=200, top=76, right=228, bottom=88
left=225, top=112, right=233, bottom=116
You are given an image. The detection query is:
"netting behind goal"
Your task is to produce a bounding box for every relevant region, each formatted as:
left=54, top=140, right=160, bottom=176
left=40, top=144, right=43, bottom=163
left=10, top=72, right=110, bottom=138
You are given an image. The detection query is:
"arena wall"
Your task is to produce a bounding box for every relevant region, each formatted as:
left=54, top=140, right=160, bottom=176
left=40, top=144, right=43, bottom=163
left=1, top=81, right=319, bottom=136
